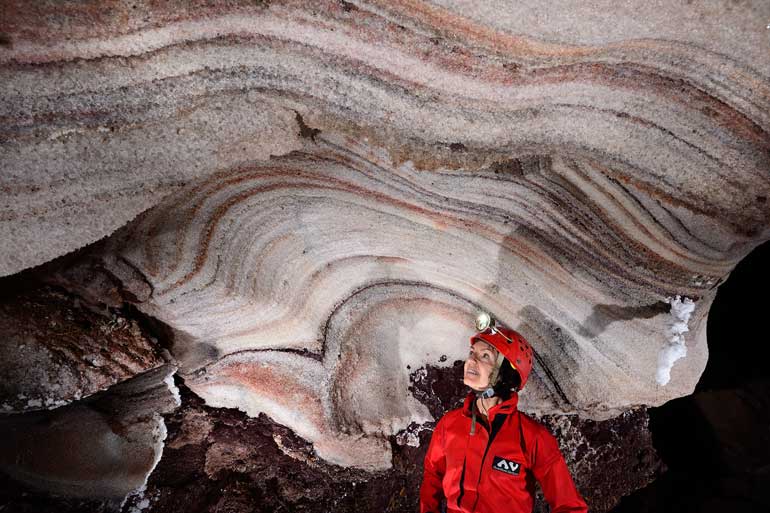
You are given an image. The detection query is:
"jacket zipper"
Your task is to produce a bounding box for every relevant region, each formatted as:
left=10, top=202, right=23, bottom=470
left=470, top=413, right=507, bottom=512
left=458, top=412, right=489, bottom=510
left=456, top=456, right=467, bottom=509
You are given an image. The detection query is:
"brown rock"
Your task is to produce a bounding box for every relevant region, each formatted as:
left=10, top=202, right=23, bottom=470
left=0, top=283, right=165, bottom=413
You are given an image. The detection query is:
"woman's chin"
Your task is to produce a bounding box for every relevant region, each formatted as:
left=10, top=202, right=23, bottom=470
left=463, top=376, right=482, bottom=389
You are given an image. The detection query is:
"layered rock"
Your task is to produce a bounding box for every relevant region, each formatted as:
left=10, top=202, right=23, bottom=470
left=1, top=0, right=769, bottom=491
left=101, top=136, right=746, bottom=469
left=2, top=0, right=769, bottom=276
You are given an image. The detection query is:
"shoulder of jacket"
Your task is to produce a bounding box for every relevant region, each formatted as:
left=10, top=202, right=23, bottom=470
left=517, top=411, right=559, bottom=448
left=517, top=412, right=564, bottom=469
left=426, top=408, right=462, bottom=441
left=441, top=406, right=466, bottom=421
left=435, top=406, right=467, bottom=428
left=518, top=411, right=548, bottom=432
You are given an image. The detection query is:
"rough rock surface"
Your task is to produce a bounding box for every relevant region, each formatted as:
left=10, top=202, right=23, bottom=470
left=0, top=363, right=180, bottom=500
left=1, top=0, right=770, bottom=507
left=2, top=1, right=770, bottom=277
left=101, top=143, right=722, bottom=467
left=0, top=0, right=760, bottom=469
left=0, top=261, right=180, bottom=504
left=0, top=282, right=165, bottom=413
left=534, top=409, right=659, bottom=512
left=612, top=239, right=770, bottom=513
left=0, top=357, right=658, bottom=513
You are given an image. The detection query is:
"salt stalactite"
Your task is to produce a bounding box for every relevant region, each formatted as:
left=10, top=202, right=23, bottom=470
left=656, top=295, right=696, bottom=386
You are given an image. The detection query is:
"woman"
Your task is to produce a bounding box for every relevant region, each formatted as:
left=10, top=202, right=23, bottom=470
left=419, top=313, right=588, bottom=513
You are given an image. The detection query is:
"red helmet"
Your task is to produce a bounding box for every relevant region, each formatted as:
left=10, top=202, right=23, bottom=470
left=470, top=315, right=534, bottom=390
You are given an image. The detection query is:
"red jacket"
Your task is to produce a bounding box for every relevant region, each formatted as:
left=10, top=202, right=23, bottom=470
left=420, top=393, right=588, bottom=513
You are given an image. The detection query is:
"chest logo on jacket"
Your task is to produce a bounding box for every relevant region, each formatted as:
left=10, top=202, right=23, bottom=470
left=491, top=456, right=521, bottom=476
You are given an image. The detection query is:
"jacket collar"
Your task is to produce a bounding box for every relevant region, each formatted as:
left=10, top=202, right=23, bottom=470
left=462, top=391, right=519, bottom=418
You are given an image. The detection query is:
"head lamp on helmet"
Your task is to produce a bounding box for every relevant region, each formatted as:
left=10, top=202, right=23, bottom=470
left=470, top=312, right=534, bottom=393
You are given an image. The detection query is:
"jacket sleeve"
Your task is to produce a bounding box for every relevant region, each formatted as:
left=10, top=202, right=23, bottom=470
left=419, top=416, right=447, bottom=513
left=531, top=428, right=588, bottom=513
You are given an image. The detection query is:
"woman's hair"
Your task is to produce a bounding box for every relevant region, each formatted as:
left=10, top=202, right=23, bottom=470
left=493, top=359, right=522, bottom=400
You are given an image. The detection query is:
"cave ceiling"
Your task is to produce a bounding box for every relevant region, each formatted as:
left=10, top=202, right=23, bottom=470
left=1, top=0, right=770, bottom=475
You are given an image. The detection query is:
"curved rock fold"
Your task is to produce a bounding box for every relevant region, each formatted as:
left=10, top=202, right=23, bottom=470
left=1, top=0, right=769, bottom=486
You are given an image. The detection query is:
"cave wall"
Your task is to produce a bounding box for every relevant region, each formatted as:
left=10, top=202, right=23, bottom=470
left=612, top=240, right=770, bottom=513
left=2, top=0, right=770, bottom=511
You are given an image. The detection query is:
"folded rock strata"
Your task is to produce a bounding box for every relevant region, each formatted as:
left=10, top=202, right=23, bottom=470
left=1, top=0, right=770, bottom=475
left=102, top=132, right=766, bottom=468
left=2, top=0, right=769, bottom=275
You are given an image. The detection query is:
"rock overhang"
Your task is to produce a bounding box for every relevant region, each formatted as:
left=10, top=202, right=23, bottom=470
left=1, top=0, right=770, bottom=473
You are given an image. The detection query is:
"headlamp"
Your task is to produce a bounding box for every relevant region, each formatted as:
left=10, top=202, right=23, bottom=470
left=475, top=312, right=492, bottom=332
left=475, top=311, right=514, bottom=344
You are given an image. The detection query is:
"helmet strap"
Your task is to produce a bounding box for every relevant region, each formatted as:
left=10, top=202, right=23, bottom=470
left=486, top=351, right=506, bottom=389
left=477, top=387, right=495, bottom=399
left=473, top=351, right=506, bottom=399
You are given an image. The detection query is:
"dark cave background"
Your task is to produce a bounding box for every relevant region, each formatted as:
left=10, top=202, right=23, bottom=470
left=612, top=239, right=770, bottom=513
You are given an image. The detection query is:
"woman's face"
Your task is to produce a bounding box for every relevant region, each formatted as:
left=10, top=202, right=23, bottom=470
left=463, top=340, right=498, bottom=390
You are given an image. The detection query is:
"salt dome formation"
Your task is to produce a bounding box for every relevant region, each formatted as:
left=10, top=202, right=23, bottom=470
left=2, top=0, right=770, bottom=495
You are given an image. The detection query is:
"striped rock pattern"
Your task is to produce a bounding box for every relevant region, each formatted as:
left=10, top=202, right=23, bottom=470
left=3, top=1, right=770, bottom=469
